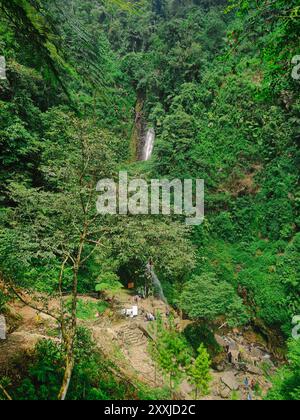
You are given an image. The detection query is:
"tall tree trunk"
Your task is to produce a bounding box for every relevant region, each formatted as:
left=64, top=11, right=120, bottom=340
left=58, top=352, right=74, bottom=401
left=57, top=227, right=87, bottom=400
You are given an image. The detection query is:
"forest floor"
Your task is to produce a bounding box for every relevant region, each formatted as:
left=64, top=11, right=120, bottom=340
left=0, top=289, right=277, bottom=400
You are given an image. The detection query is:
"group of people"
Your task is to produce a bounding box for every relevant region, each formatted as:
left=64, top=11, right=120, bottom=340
left=226, top=344, right=242, bottom=367
left=224, top=342, right=258, bottom=400
left=131, top=295, right=156, bottom=321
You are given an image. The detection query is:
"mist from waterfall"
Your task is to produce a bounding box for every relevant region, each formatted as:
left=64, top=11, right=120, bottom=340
left=146, top=263, right=167, bottom=303
left=141, top=128, right=155, bottom=161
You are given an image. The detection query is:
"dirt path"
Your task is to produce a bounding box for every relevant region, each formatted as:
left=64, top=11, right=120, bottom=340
left=0, top=290, right=276, bottom=400
left=87, top=292, right=172, bottom=390
left=0, top=301, right=58, bottom=371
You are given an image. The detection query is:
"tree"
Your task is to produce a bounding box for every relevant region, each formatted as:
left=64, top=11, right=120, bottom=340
left=267, top=339, right=300, bottom=401
left=149, top=316, right=191, bottom=394
left=0, top=0, right=70, bottom=92
left=0, top=0, right=132, bottom=91
left=11, top=327, right=141, bottom=400
left=0, top=115, right=119, bottom=400
left=180, top=274, right=249, bottom=327
left=152, top=0, right=167, bottom=18
left=188, top=344, right=212, bottom=399
left=0, top=108, right=194, bottom=399
left=227, top=0, right=300, bottom=95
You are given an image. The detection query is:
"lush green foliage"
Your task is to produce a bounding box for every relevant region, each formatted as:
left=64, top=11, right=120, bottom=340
left=75, top=299, right=109, bottom=321
left=188, top=344, right=212, bottom=399
left=180, top=273, right=248, bottom=326
left=0, top=289, right=9, bottom=312
left=10, top=327, right=164, bottom=400
left=149, top=316, right=192, bottom=391
left=183, top=323, right=222, bottom=359
left=267, top=338, right=300, bottom=401
left=0, top=0, right=299, bottom=400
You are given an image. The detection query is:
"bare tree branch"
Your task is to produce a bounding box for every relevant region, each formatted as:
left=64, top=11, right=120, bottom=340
left=0, top=384, right=13, bottom=401
left=8, top=284, right=61, bottom=323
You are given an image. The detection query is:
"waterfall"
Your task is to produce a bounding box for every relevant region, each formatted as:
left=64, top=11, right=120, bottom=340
left=141, top=128, right=155, bottom=161
left=0, top=315, right=6, bottom=340
left=146, top=262, right=167, bottom=303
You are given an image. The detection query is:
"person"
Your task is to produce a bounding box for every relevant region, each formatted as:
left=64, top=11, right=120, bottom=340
left=244, top=377, right=249, bottom=390
left=146, top=313, right=155, bottom=322
left=247, top=393, right=252, bottom=401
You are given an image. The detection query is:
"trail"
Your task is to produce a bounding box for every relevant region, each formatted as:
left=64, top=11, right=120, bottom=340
left=1, top=291, right=277, bottom=400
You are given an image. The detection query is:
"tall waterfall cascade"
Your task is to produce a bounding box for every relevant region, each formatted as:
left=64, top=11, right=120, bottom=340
left=141, top=128, right=155, bottom=161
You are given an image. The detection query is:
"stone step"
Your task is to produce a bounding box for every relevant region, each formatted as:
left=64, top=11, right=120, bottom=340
left=118, top=330, right=142, bottom=338
left=119, top=327, right=147, bottom=346
left=124, top=334, right=141, bottom=340
left=125, top=338, right=147, bottom=346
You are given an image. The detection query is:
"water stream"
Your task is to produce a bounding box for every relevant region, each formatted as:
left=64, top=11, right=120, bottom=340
left=146, top=262, right=167, bottom=303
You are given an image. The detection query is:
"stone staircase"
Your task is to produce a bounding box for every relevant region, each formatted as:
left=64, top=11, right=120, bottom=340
left=117, top=324, right=146, bottom=347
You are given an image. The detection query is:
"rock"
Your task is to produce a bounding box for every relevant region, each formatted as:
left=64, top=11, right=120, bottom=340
left=227, top=339, right=239, bottom=351
left=214, top=334, right=227, bottom=347
left=246, top=365, right=262, bottom=375
left=249, top=347, right=264, bottom=358
left=221, top=372, right=239, bottom=391
left=0, top=315, right=6, bottom=340
left=262, top=357, right=275, bottom=369
left=220, top=386, right=231, bottom=399
left=238, top=334, right=246, bottom=344
left=231, top=350, right=240, bottom=363
left=180, top=379, right=193, bottom=396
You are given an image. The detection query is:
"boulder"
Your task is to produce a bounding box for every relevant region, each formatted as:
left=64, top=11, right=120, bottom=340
left=180, top=379, right=193, bottom=396
left=221, top=372, right=239, bottom=391
left=249, top=347, right=264, bottom=358
left=231, top=350, right=240, bottom=363
left=220, top=386, right=231, bottom=399
left=227, top=339, right=239, bottom=351
left=214, top=334, right=227, bottom=348
left=246, top=365, right=262, bottom=375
